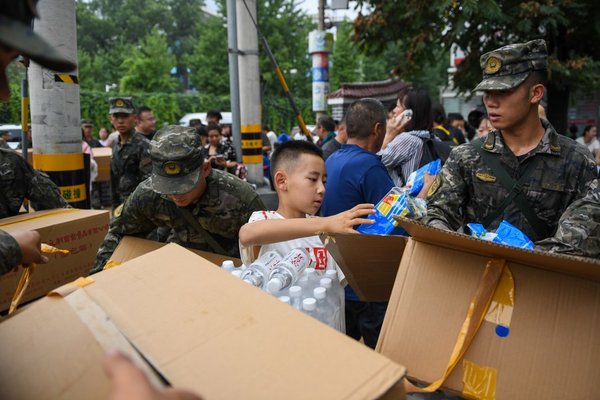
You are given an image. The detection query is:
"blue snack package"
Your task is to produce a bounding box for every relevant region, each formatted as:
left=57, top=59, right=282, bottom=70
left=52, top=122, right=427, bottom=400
left=493, top=220, right=534, bottom=250
left=407, top=159, right=442, bottom=197
left=357, top=188, right=425, bottom=235
left=467, top=223, right=488, bottom=238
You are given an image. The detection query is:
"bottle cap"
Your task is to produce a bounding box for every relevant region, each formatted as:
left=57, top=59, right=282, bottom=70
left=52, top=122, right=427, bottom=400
left=221, top=260, right=235, bottom=269
left=266, top=278, right=283, bottom=293
left=306, top=267, right=315, bottom=274
left=231, top=270, right=242, bottom=278
left=313, top=287, right=326, bottom=299
left=320, top=277, right=332, bottom=288
left=325, top=270, right=337, bottom=279
left=242, top=279, right=254, bottom=285
left=278, top=296, right=291, bottom=304
left=289, top=286, right=302, bottom=297
left=303, top=297, right=316, bottom=311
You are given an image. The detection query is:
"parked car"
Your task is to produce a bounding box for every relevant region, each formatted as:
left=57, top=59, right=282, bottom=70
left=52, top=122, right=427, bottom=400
left=179, top=112, right=232, bottom=127
left=0, top=124, right=24, bottom=149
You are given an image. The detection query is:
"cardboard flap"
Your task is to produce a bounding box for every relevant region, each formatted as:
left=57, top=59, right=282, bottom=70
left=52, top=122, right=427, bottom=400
left=109, top=236, right=241, bottom=267
left=321, top=233, right=407, bottom=302
left=85, top=244, right=405, bottom=399
left=396, top=217, right=600, bottom=282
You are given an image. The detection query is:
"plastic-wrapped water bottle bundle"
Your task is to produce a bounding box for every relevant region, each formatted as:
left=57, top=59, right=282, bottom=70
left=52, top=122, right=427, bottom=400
left=220, top=249, right=346, bottom=332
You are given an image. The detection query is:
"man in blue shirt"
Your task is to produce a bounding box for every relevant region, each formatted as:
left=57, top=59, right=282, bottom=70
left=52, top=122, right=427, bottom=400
left=321, top=98, right=394, bottom=348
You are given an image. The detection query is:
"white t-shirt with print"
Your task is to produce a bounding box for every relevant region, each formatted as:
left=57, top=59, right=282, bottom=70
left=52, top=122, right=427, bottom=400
left=239, top=211, right=344, bottom=282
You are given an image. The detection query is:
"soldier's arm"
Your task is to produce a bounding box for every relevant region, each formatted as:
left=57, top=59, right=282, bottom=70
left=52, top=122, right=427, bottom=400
left=92, top=188, right=158, bottom=273
left=573, top=152, right=597, bottom=200
left=110, top=168, right=120, bottom=208
left=28, top=169, right=70, bottom=211
left=421, top=149, right=468, bottom=231
left=536, top=180, right=600, bottom=258
left=0, top=230, right=23, bottom=274
left=138, top=140, right=152, bottom=180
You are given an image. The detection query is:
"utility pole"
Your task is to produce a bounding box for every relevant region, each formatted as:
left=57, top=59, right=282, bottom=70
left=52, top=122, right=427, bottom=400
left=29, top=0, right=87, bottom=208
left=236, top=0, right=263, bottom=186
left=309, top=0, right=333, bottom=123
left=226, top=0, right=242, bottom=165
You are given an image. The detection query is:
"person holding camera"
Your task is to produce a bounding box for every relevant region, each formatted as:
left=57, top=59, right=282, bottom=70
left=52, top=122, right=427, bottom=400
left=200, top=123, right=237, bottom=172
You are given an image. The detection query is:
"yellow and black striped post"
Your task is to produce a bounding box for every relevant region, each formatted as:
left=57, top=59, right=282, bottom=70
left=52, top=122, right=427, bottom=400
left=241, top=123, right=264, bottom=165
left=33, top=153, right=88, bottom=208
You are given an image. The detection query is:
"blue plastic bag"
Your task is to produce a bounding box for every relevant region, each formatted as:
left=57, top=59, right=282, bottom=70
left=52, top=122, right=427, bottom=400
left=467, top=220, right=533, bottom=250
left=357, top=188, right=426, bottom=235
left=406, top=159, right=442, bottom=197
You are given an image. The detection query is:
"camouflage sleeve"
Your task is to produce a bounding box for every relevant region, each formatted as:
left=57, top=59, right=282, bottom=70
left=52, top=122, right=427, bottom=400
left=138, top=139, right=152, bottom=180
left=536, top=179, right=600, bottom=258
left=28, top=169, right=70, bottom=211
left=110, top=167, right=119, bottom=208
left=573, top=151, right=597, bottom=200
left=0, top=230, right=23, bottom=275
left=421, top=148, right=469, bottom=231
left=92, top=187, right=158, bottom=273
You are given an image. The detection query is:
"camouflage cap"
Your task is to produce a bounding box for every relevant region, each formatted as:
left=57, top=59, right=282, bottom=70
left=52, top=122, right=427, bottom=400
left=109, top=97, right=135, bottom=114
left=149, top=125, right=204, bottom=195
left=0, top=0, right=75, bottom=72
left=473, top=39, right=547, bottom=92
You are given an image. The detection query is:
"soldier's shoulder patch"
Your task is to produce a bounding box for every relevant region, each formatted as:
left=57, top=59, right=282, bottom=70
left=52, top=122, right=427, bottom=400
left=475, top=172, right=497, bottom=183
left=113, top=204, right=124, bottom=218
left=427, top=175, right=442, bottom=197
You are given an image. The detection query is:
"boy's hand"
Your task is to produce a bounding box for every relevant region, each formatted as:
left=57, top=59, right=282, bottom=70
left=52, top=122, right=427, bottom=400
left=324, top=204, right=375, bottom=234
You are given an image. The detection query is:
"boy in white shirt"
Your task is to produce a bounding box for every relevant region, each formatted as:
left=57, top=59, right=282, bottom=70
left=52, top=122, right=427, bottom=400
left=239, top=140, right=374, bottom=273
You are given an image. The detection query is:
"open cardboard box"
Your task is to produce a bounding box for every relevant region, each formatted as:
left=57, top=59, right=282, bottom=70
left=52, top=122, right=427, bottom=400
left=0, top=209, right=109, bottom=312
left=0, top=244, right=407, bottom=399
left=377, top=217, right=600, bottom=399
left=109, top=235, right=242, bottom=267
left=321, top=233, right=407, bottom=302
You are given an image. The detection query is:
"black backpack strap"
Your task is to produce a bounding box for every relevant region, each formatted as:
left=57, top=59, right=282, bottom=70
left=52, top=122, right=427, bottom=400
left=176, top=206, right=228, bottom=255
left=471, top=139, right=551, bottom=239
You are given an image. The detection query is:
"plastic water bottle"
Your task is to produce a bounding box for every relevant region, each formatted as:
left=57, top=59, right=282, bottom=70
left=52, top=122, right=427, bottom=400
left=313, top=287, right=335, bottom=327
left=298, top=267, right=321, bottom=294
left=319, top=278, right=341, bottom=331
left=241, top=251, right=282, bottom=289
left=289, top=286, right=303, bottom=311
left=324, top=270, right=345, bottom=333
left=266, top=248, right=313, bottom=293
left=302, top=297, right=318, bottom=319
left=278, top=295, right=291, bottom=305
left=231, top=270, right=243, bottom=279
left=221, top=260, right=236, bottom=273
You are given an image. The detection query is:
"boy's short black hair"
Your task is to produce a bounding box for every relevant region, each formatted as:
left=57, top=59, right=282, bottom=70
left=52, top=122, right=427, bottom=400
left=270, top=140, right=323, bottom=181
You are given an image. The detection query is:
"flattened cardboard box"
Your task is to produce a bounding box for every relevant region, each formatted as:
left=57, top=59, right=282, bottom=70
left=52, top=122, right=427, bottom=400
left=110, top=235, right=242, bottom=267
left=377, top=218, right=600, bottom=399
left=0, top=209, right=109, bottom=312
left=0, top=244, right=406, bottom=400
left=321, top=233, right=407, bottom=302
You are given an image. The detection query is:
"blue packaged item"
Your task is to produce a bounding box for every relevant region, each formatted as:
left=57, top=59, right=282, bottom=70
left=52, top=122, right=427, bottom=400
left=406, top=159, right=442, bottom=197
left=357, top=187, right=425, bottom=235
left=493, top=220, right=534, bottom=250
left=467, top=220, right=534, bottom=250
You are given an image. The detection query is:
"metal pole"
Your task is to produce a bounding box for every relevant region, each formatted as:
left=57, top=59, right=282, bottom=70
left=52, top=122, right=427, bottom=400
left=226, top=0, right=242, bottom=163
left=29, top=0, right=87, bottom=208
left=236, top=0, right=263, bottom=186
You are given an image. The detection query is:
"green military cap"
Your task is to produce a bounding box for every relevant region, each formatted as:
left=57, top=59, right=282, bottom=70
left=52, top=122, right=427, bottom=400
left=473, top=39, right=547, bottom=92
left=149, top=125, right=204, bottom=195
left=0, top=0, right=75, bottom=72
left=109, top=97, right=135, bottom=114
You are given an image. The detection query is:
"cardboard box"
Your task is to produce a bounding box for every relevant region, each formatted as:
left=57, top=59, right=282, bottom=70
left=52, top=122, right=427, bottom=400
left=110, top=235, right=242, bottom=267
left=0, top=244, right=406, bottom=399
left=377, top=218, right=600, bottom=399
left=0, top=209, right=109, bottom=312
left=321, top=233, right=407, bottom=302
left=92, top=146, right=112, bottom=182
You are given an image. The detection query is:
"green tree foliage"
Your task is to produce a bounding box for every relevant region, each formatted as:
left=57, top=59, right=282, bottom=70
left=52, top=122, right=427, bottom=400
left=330, top=20, right=361, bottom=89
left=353, top=0, right=600, bottom=133
left=120, top=29, right=179, bottom=93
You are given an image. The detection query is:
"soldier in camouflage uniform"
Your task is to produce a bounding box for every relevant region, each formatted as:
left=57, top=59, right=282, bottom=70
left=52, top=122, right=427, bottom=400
left=423, top=39, right=596, bottom=242
left=109, top=97, right=152, bottom=208
left=0, top=0, right=76, bottom=272
left=92, top=125, right=265, bottom=272
left=536, top=179, right=599, bottom=257
left=0, top=148, right=69, bottom=218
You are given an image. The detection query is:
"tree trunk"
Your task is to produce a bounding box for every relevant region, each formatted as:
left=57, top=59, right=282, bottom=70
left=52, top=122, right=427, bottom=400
left=546, top=81, right=569, bottom=135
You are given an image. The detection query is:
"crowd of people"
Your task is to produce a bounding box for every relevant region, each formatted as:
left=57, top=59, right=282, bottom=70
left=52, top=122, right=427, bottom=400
left=1, top=0, right=600, bottom=398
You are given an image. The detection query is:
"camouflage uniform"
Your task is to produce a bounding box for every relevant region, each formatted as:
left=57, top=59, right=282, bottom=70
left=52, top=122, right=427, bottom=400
left=109, top=97, right=152, bottom=208
left=0, top=148, right=69, bottom=218
left=0, top=230, right=22, bottom=274
left=0, top=137, right=11, bottom=150
left=536, top=179, right=600, bottom=257
left=93, top=126, right=265, bottom=272
left=423, top=40, right=597, bottom=242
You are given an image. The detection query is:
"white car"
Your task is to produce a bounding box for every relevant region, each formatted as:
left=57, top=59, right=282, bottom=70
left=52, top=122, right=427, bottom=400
left=0, top=123, right=24, bottom=149
left=179, top=112, right=232, bottom=126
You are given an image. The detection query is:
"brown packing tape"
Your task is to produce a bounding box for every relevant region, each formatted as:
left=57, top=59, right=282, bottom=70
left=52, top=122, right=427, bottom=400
left=0, top=209, right=79, bottom=228
left=404, top=259, right=507, bottom=394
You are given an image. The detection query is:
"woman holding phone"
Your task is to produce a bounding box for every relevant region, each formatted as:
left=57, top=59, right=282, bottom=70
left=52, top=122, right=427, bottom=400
left=201, top=123, right=238, bottom=173
left=378, top=88, right=440, bottom=187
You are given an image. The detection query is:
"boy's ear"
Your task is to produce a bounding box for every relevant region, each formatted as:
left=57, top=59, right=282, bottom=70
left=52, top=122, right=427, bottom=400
left=274, top=170, right=287, bottom=191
